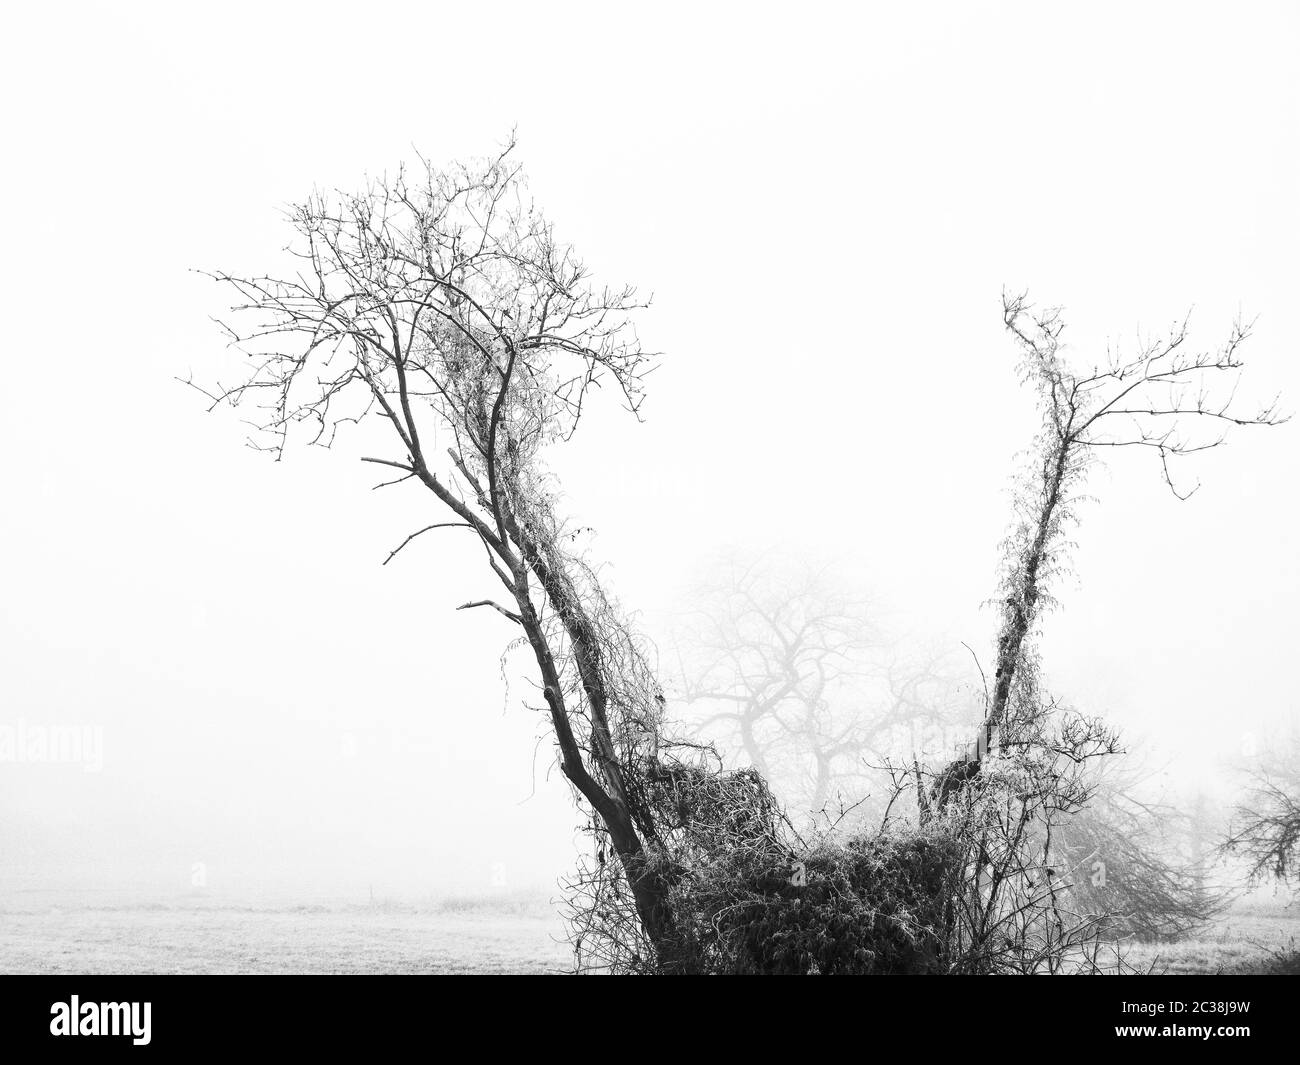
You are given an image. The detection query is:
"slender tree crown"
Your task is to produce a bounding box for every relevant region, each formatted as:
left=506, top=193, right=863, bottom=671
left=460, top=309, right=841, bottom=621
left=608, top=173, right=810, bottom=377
left=990, top=293, right=1284, bottom=732
left=199, top=141, right=696, bottom=968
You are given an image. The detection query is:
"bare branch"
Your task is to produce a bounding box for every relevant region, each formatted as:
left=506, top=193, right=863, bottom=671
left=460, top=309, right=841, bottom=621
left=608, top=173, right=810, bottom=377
left=383, top=522, right=474, bottom=565
left=456, top=599, right=523, bottom=625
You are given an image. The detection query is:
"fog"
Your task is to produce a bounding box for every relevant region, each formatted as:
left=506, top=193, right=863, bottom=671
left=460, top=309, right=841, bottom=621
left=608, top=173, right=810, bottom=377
left=2, top=2, right=1296, bottom=905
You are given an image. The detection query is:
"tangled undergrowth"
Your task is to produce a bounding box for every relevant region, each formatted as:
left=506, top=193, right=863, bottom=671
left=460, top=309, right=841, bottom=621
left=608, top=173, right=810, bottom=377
left=670, top=824, right=961, bottom=974
left=562, top=750, right=965, bottom=974
left=561, top=697, right=1160, bottom=974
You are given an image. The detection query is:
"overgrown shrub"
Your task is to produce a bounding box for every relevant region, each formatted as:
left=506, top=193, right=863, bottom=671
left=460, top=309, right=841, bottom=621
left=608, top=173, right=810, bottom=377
left=1054, top=806, right=1226, bottom=941
left=667, top=826, right=961, bottom=974
left=566, top=753, right=963, bottom=974
left=644, top=760, right=961, bottom=973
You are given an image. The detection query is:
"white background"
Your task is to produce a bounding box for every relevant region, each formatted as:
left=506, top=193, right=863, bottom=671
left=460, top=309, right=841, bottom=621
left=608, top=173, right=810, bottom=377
left=1, top=1, right=1296, bottom=898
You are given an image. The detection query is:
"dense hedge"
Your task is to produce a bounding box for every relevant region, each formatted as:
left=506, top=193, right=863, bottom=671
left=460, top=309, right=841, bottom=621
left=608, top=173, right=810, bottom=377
left=661, top=825, right=960, bottom=974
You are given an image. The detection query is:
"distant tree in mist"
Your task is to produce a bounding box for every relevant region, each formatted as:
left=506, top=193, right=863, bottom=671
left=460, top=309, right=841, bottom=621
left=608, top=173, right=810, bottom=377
left=675, top=556, right=966, bottom=816
left=1223, top=734, right=1300, bottom=887
left=1056, top=763, right=1227, bottom=940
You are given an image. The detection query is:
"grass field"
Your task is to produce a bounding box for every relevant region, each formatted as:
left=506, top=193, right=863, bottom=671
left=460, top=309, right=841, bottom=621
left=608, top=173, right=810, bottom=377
left=0, top=893, right=571, bottom=975
left=1119, top=902, right=1300, bottom=975
left=2, top=892, right=1295, bottom=974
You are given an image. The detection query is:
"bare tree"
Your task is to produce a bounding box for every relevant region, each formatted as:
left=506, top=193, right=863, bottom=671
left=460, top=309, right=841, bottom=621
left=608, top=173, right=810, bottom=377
left=902, top=291, right=1284, bottom=972
left=195, top=140, right=692, bottom=965
left=881, top=689, right=1127, bottom=972
left=1223, top=734, right=1300, bottom=886
left=934, top=292, right=1285, bottom=802
left=1055, top=761, right=1228, bottom=941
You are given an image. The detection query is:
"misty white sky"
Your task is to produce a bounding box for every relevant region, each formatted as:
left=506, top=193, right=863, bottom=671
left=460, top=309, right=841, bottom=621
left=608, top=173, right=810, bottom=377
left=1, top=1, right=1296, bottom=899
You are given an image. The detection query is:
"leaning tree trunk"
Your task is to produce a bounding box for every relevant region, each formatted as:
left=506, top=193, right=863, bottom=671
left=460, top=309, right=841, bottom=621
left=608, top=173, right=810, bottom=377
left=931, top=431, right=1073, bottom=810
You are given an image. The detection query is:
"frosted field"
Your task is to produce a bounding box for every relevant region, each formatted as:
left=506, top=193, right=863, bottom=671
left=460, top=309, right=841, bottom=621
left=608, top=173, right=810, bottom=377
left=1120, top=903, right=1300, bottom=975
left=1, top=892, right=1294, bottom=975
left=0, top=893, right=571, bottom=975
